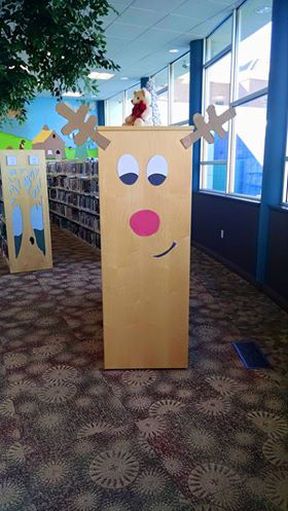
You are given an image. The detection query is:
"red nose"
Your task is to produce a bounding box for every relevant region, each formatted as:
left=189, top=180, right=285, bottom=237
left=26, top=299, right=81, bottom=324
left=129, top=209, right=160, bottom=237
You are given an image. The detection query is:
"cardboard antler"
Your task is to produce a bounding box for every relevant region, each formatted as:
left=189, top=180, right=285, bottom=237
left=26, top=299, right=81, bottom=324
left=180, top=105, right=236, bottom=149
left=56, top=103, right=110, bottom=150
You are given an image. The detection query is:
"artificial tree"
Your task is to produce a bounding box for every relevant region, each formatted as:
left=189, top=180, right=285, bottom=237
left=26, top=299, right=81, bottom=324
left=0, top=0, right=119, bottom=122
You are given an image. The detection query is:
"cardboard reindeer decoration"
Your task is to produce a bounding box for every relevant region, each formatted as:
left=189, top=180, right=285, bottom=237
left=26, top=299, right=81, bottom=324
left=56, top=102, right=235, bottom=369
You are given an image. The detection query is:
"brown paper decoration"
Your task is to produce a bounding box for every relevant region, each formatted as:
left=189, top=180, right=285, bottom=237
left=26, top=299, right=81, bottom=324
left=56, top=103, right=110, bottom=150
left=180, top=105, right=236, bottom=149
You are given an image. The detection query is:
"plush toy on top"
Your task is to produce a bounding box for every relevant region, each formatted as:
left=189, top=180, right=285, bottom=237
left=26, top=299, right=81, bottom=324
left=123, top=88, right=152, bottom=126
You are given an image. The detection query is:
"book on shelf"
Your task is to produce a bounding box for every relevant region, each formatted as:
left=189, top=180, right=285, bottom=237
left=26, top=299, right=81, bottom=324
left=47, top=174, right=99, bottom=195
left=48, top=188, right=99, bottom=214
left=49, top=203, right=100, bottom=231
left=50, top=212, right=101, bottom=248
left=47, top=159, right=101, bottom=249
left=47, top=159, right=98, bottom=176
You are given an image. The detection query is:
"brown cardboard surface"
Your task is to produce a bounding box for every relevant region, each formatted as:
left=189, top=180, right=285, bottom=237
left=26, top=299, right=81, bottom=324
left=98, top=128, right=192, bottom=369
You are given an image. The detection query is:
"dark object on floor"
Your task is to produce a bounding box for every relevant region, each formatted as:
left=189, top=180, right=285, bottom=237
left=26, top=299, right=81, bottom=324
left=232, top=340, right=271, bottom=369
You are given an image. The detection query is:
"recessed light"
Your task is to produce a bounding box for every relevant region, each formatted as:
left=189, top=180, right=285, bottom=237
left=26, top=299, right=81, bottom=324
left=62, top=91, right=83, bottom=97
left=120, top=77, right=129, bottom=80
left=88, top=71, right=114, bottom=80
left=256, top=6, right=271, bottom=14
left=169, top=49, right=179, bottom=54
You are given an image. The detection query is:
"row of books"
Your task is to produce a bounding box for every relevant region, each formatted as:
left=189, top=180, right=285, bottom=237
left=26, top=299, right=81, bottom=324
left=47, top=174, right=99, bottom=195
left=50, top=212, right=101, bottom=249
left=49, top=202, right=100, bottom=231
left=48, top=188, right=99, bottom=214
left=47, top=159, right=98, bottom=176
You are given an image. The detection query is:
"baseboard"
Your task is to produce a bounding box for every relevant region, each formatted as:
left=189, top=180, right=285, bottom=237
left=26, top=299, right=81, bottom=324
left=192, top=241, right=288, bottom=312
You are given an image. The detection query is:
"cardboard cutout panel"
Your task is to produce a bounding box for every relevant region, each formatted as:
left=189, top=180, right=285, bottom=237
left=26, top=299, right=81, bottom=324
left=0, top=150, right=52, bottom=273
left=98, top=128, right=192, bottom=369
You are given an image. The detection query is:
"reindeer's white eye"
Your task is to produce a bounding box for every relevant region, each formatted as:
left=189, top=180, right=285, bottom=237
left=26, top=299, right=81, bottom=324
left=147, top=155, right=168, bottom=186
left=117, top=154, right=139, bottom=185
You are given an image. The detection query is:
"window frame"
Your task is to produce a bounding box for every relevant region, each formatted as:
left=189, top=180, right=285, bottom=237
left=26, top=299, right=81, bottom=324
left=151, top=52, right=190, bottom=126
left=200, top=0, right=272, bottom=200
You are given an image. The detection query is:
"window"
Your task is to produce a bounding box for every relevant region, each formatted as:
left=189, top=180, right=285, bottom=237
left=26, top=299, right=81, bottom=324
left=171, top=54, right=190, bottom=125
left=153, top=68, right=169, bottom=125
left=106, top=92, right=124, bottom=126
left=233, top=96, right=267, bottom=197
left=200, top=0, right=272, bottom=198
left=201, top=51, right=231, bottom=192
left=236, top=0, right=272, bottom=99
left=206, top=16, right=232, bottom=62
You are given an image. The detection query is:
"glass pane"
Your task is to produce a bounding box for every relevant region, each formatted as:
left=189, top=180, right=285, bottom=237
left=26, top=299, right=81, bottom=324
left=158, top=92, right=168, bottom=125
left=201, top=164, right=227, bottom=193
left=236, top=0, right=272, bottom=99
left=206, top=16, right=232, bottom=61
left=154, top=68, right=168, bottom=92
left=202, top=53, right=231, bottom=161
left=106, top=92, right=123, bottom=126
left=233, top=95, right=267, bottom=197
left=154, top=68, right=168, bottom=125
left=171, top=55, right=190, bottom=124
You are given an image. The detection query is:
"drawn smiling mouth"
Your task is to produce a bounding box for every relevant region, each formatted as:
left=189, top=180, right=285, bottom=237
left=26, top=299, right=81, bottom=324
left=153, top=241, right=177, bottom=258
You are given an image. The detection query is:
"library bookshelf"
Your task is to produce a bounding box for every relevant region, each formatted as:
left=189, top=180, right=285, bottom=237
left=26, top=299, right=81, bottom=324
left=47, top=160, right=101, bottom=248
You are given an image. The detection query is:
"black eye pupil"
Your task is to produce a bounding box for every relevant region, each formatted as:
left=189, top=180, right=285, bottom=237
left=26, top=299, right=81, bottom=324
left=148, top=174, right=166, bottom=186
left=120, top=173, right=138, bottom=185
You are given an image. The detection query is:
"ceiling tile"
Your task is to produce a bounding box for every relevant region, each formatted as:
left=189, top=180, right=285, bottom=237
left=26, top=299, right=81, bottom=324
left=155, top=13, right=203, bottom=32
left=131, top=0, right=186, bottom=13
left=171, top=0, right=226, bottom=18
left=102, top=11, right=119, bottom=29
left=106, top=22, right=147, bottom=40
left=135, top=27, right=183, bottom=47
left=110, top=0, right=134, bottom=10
left=115, top=7, right=166, bottom=27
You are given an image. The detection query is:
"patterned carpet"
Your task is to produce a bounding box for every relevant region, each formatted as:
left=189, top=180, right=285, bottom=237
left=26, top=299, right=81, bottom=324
left=0, top=226, right=287, bottom=511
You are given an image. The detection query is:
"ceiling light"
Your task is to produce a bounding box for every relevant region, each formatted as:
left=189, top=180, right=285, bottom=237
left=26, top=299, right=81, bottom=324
left=62, top=91, right=83, bottom=97
left=169, top=49, right=179, bottom=54
left=88, top=71, right=114, bottom=80
left=256, top=6, right=271, bottom=14
left=120, top=77, right=129, bottom=80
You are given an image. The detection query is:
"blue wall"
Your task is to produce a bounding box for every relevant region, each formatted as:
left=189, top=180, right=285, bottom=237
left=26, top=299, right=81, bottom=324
left=2, top=96, right=97, bottom=147
left=192, top=192, right=260, bottom=278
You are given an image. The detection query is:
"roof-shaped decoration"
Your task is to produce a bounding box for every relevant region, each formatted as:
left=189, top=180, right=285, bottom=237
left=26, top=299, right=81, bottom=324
left=32, top=125, right=54, bottom=144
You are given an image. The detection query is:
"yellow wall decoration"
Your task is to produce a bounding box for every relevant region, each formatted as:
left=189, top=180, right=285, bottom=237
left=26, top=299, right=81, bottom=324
left=0, top=150, right=52, bottom=273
